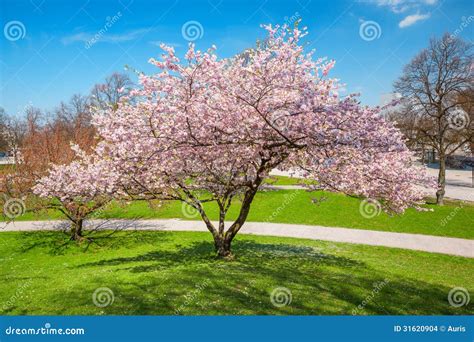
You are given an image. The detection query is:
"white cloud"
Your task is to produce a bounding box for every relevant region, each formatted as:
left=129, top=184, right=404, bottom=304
left=365, top=0, right=437, bottom=13
left=62, top=29, right=149, bottom=45
left=398, top=13, right=431, bottom=28
left=380, top=92, right=402, bottom=106
left=61, top=33, right=88, bottom=45
left=149, top=41, right=183, bottom=48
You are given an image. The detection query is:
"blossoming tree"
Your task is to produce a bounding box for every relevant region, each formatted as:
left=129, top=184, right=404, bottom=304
left=84, top=25, right=431, bottom=256
left=33, top=147, right=120, bottom=241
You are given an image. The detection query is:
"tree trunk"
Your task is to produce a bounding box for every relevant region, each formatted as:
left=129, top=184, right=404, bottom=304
left=436, top=154, right=446, bottom=205
left=421, top=143, right=425, bottom=165
left=214, top=235, right=232, bottom=258
left=194, top=171, right=264, bottom=258
left=70, top=219, right=84, bottom=241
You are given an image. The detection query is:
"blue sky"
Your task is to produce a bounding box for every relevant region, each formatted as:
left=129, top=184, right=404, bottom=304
left=0, top=0, right=473, bottom=116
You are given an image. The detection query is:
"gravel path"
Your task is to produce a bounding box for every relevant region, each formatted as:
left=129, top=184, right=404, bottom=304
left=2, top=219, right=473, bottom=258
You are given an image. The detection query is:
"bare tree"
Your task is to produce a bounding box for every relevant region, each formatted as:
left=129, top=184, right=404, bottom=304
left=384, top=106, right=426, bottom=159
left=90, top=72, right=133, bottom=110
left=0, top=107, right=10, bottom=153
left=458, top=89, right=474, bottom=152
left=394, top=33, right=473, bottom=204
left=457, top=89, right=474, bottom=186
left=0, top=109, right=27, bottom=159
left=53, top=94, right=95, bottom=148
left=55, top=94, right=92, bottom=125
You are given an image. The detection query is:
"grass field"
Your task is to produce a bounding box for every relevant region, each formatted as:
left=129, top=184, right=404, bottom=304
left=7, top=189, right=474, bottom=239
left=0, top=230, right=472, bottom=315
left=264, top=175, right=309, bottom=185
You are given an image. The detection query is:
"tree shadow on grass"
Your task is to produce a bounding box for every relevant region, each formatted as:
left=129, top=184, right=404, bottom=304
left=40, top=238, right=474, bottom=316
left=12, top=230, right=172, bottom=255
left=76, top=239, right=361, bottom=276
left=12, top=231, right=70, bottom=254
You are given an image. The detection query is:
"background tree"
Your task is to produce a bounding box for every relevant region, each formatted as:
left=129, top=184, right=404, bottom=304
left=0, top=107, right=10, bottom=153
left=0, top=107, right=27, bottom=159
left=19, top=101, right=95, bottom=179
left=393, top=33, right=473, bottom=204
left=384, top=106, right=427, bottom=161
left=457, top=88, right=474, bottom=186
left=33, top=147, right=118, bottom=241
left=0, top=100, right=95, bottom=221
left=457, top=89, right=474, bottom=152
left=90, top=72, right=133, bottom=111
left=1, top=72, right=133, bottom=223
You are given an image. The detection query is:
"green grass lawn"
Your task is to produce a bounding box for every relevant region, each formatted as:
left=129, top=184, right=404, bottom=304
left=0, top=230, right=472, bottom=315
left=10, top=190, right=474, bottom=239
left=264, top=175, right=309, bottom=185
